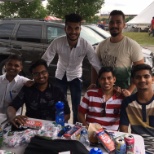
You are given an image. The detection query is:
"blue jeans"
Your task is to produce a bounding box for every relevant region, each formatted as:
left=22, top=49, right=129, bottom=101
left=55, top=75, right=82, bottom=124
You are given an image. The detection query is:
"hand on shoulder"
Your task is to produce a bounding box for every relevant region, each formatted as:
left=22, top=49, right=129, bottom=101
left=87, top=84, right=97, bottom=90
left=24, top=80, right=35, bottom=87
left=121, top=89, right=131, bottom=97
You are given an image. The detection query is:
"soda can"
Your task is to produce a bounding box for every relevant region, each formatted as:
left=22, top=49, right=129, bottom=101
left=0, top=126, right=3, bottom=147
left=115, top=137, right=126, bottom=154
left=124, top=134, right=135, bottom=154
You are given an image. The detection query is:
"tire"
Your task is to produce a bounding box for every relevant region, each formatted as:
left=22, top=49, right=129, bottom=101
left=0, top=59, right=7, bottom=75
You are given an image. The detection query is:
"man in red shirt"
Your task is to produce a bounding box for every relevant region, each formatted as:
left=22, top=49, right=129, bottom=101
left=78, top=67, right=130, bottom=130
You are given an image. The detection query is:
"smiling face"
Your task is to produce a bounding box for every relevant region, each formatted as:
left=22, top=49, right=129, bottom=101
left=109, top=15, right=125, bottom=37
left=133, top=70, right=153, bottom=91
left=98, top=72, right=116, bottom=91
left=65, top=22, right=81, bottom=42
left=32, top=65, right=49, bottom=85
left=5, top=59, right=22, bottom=77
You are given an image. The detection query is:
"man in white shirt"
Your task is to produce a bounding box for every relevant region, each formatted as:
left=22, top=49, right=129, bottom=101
left=42, top=13, right=101, bottom=124
left=0, top=55, right=29, bottom=114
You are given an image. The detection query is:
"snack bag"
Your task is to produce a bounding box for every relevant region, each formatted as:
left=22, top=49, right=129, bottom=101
left=88, top=123, right=102, bottom=144
left=23, top=119, right=42, bottom=129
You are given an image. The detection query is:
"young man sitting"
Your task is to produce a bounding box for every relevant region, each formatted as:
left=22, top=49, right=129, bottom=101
left=0, top=55, right=29, bottom=114
left=120, top=64, right=154, bottom=154
left=7, top=59, right=70, bottom=128
left=78, top=67, right=129, bottom=130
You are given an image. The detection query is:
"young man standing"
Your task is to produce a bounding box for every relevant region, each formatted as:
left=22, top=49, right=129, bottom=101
left=0, top=55, right=29, bottom=114
left=120, top=64, right=154, bottom=154
left=92, top=10, right=144, bottom=94
left=7, top=59, right=70, bottom=128
left=42, top=13, right=101, bottom=124
left=78, top=67, right=129, bottom=130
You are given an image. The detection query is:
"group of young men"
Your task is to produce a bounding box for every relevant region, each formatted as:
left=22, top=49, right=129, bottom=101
left=0, top=10, right=153, bottom=153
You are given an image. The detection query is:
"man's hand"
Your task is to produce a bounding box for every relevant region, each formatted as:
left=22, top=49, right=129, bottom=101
left=11, top=115, right=27, bottom=128
left=24, top=80, right=35, bottom=87
left=87, top=84, right=97, bottom=90
left=114, top=86, right=131, bottom=97
left=122, top=89, right=131, bottom=97
left=114, top=86, right=122, bottom=97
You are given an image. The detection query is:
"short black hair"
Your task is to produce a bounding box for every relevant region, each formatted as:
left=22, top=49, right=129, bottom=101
left=131, top=64, right=152, bottom=78
left=109, top=10, right=125, bottom=21
left=6, top=55, right=23, bottom=64
left=29, top=59, right=48, bottom=73
left=65, top=13, right=82, bottom=24
left=98, top=67, right=115, bottom=78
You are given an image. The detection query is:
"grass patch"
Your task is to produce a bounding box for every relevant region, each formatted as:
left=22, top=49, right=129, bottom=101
left=123, top=32, right=154, bottom=45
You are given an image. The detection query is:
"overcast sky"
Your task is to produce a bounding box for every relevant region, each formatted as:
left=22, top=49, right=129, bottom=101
left=100, top=0, right=154, bottom=15
left=43, top=0, right=154, bottom=15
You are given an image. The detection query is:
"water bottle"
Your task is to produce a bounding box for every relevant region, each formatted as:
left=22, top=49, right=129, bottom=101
left=55, top=101, right=64, bottom=126
left=79, top=126, right=90, bottom=147
left=89, top=147, right=103, bottom=154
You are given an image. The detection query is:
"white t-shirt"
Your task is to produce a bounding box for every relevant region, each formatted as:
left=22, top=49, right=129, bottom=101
left=0, top=74, right=29, bottom=114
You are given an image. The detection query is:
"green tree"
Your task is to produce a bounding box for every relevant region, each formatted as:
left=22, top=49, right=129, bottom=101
left=0, top=0, right=47, bottom=19
left=47, top=0, right=104, bottom=20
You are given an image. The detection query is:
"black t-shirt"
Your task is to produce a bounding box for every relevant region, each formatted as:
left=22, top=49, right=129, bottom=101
left=9, top=83, right=70, bottom=121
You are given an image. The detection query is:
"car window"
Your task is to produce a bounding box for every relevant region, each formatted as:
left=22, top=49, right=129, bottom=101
left=0, top=23, right=15, bottom=39
left=16, top=24, right=42, bottom=43
left=81, top=26, right=104, bottom=45
left=47, top=26, right=65, bottom=43
left=87, top=25, right=111, bottom=38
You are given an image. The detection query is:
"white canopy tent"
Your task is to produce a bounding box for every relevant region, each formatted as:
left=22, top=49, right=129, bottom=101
left=127, top=1, right=154, bottom=30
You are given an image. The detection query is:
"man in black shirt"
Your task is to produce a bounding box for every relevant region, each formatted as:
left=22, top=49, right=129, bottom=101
left=7, top=59, right=70, bottom=128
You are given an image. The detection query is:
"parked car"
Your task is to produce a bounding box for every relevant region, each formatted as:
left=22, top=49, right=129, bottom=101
left=0, top=19, right=105, bottom=87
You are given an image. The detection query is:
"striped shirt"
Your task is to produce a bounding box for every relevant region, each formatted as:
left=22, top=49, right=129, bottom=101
left=78, top=88, right=123, bottom=130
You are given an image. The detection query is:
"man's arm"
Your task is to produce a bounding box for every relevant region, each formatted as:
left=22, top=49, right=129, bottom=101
left=78, top=112, right=89, bottom=128
left=91, top=67, right=98, bottom=85
left=86, top=44, right=101, bottom=75
left=64, top=114, right=70, bottom=122
left=120, top=98, right=130, bottom=132
left=120, top=125, right=129, bottom=133
left=41, top=41, right=57, bottom=66
left=7, top=87, right=27, bottom=127
left=88, top=67, right=98, bottom=90
left=127, top=59, right=144, bottom=93
left=7, top=106, right=27, bottom=128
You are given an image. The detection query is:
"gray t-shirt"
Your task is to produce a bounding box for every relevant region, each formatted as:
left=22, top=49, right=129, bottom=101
left=97, top=36, right=143, bottom=88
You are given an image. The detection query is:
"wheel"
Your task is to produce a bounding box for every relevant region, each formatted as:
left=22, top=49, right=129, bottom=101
left=0, top=59, right=7, bottom=75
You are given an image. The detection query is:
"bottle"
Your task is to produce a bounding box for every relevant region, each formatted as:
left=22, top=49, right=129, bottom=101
left=89, top=147, right=103, bottom=154
left=55, top=101, right=64, bottom=126
left=79, top=126, right=90, bottom=147
left=0, top=125, right=3, bottom=148
left=57, top=125, right=72, bottom=137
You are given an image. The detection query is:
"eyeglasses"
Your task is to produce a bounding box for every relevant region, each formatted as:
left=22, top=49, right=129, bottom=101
left=32, top=70, right=48, bottom=77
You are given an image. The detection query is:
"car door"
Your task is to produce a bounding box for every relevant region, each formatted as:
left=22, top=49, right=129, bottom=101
left=0, top=22, right=16, bottom=60
left=10, top=21, right=45, bottom=77
left=43, top=23, right=65, bottom=81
